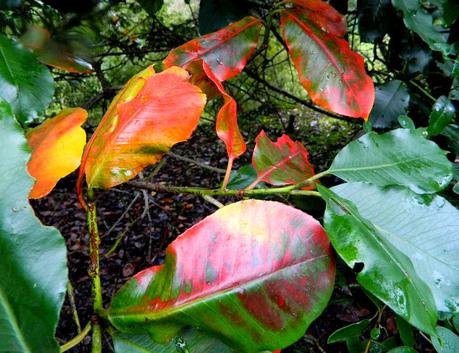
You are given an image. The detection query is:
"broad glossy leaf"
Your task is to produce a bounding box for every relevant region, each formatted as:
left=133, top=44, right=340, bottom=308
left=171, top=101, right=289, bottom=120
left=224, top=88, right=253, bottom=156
left=0, top=99, right=67, bottom=353
left=21, top=25, right=93, bottom=73
left=0, top=34, right=54, bottom=124
left=202, top=61, right=246, bottom=160
left=198, top=0, right=251, bottom=35
left=327, top=319, right=371, bottom=343
left=357, top=0, right=393, bottom=42
left=78, top=66, right=206, bottom=190
left=396, top=316, right=415, bottom=347
left=369, top=80, right=410, bottom=129
left=109, top=200, right=335, bottom=352
left=387, top=347, right=418, bottom=353
left=392, top=0, right=450, bottom=55
left=27, top=108, right=87, bottom=199
left=111, top=328, right=274, bottom=353
left=427, top=96, right=456, bottom=137
left=318, top=185, right=437, bottom=335
left=137, top=0, right=164, bottom=16
left=250, top=131, right=315, bottom=188
left=164, top=16, right=262, bottom=81
left=432, top=326, right=459, bottom=353
left=280, top=7, right=375, bottom=119
left=227, top=164, right=258, bottom=190
left=332, top=182, right=459, bottom=313
left=329, top=128, right=453, bottom=194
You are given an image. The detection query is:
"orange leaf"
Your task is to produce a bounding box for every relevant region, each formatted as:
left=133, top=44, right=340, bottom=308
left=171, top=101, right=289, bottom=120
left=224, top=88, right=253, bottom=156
left=78, top=66, right=206, bottom=194
left=27, top=107, right=87, bottom=199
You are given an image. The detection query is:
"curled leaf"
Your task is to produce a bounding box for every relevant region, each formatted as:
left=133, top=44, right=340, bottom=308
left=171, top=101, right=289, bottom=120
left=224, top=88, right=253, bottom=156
left=27, top=107, right=87, bottom=199
left=109, top=200, right=335, bottom=352
left=164, top=16, right=262, bottom=81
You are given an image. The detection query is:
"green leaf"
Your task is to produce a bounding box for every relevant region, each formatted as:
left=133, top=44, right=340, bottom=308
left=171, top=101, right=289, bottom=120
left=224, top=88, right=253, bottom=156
left=137, top=0, right=164, bottom=16
left=442, top=124, right=459, bottom=155
left=357, top=0, right=393, bottom=42
left=227, top=164, right=259, bottom=190
left=0, top=0, right=20, bottom=8
left=369, top=80, right=410, bottom=129
left=387, top=347, right=418, bottom=353
left=432, top=326, right=459, bottom=353
left=198, top=0, right=251, bottom=35
left=318, top=185, right=438, bottom=335
left=453, top=314, right=459, bottom=332
left=329, top=128, right=453, bottom=194
left=331, top=182, right=459, bottom=314
left=327, top=319, right=371, bottom=344
left=0, top=98, right=67, bottom=352
left=391, top=0, right=450, bottom=55
left=111, top=327, right=273, bottom=353
left=396, top=316, right=415, bottom=347
left=0, top=34, right=54, bottom=125
left=427, top=96, right=456, bottom=137
left=109, top=200, right=335, bottom=352
left=398, top=115, right=415, bottom=130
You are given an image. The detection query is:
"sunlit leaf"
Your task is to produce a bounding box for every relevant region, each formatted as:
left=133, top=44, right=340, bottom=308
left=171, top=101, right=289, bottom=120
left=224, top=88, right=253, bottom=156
left=318, top=185, right=437, bottom=335
left=427, top=96, right=456, bottom=137
left=329, top=129, right=453, bottom=194
left=164, top=16, right=262, bottom=81
left=431, top=326, right=459, bottom=353
left=27, top=108, right=87, bottom=199
left=78, top=66, right=206, bottom=192
left=327, top=320, right=371, bottom=344
left=0, top=33, right=54, bottom=125
left=249, top=131, right=315, bottom=189
left=0, top=98, right=67, bottom=353
left=109, top=200, right=335, bottom=352
left=280, top=3, right=374, bottom=119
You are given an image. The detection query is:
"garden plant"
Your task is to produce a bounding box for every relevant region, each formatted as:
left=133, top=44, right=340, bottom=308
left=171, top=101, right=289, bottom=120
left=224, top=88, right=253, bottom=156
left=0, top=0, right=458, bottom=352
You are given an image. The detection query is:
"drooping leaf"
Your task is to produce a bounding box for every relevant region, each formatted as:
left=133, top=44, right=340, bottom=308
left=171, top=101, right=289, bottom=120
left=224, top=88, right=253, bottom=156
left=280, top=5, right=375, bottom=119
left=27, top=107, right=87, bottom=199
left=392, top=0, right=450, bottom=55
left=163, top=16, right=262, bottom=81
left=0, top=33, right=54, bottom=125
left=78, top=66, right=206, bottom=191
left=332, top=182, right=459, bottom=313
left=329, top=128, right=453, bottom=194
left=427, top=96, right=456, bottom=137
left=202, top=61, right=246, bottom=161
left=357, top=0, right=393, bottom=42
left=249, top=131, right=315, bottom=189
left=431, top=326, right=459, bottom=353
left=109, top=200, right=335, bottom=352
left=327, top=319, right=371, bottom=344
left=0, top=98, right=67, bottom=353
left=111, top=327, right=274, bottom=353
left=137, top=0, right=164, bottom=16
left=20, top=25, right=94, bottom=74
left=198, top=0, right=252, bottom=35
left=369, top=80, right=410, bottom=129
left=396, top=316, right=415, bottom=347
left=318, top=185, right=438, bottom=335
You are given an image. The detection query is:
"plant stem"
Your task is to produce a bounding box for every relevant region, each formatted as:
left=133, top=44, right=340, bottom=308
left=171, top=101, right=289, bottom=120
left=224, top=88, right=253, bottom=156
left=129, top=180, right=322, bottom=198
left=86, top=189, right=103, bottom=353
left=60, top=322, right=92, bottom=353
left=221, top=157, right=234, bottom=190
left=66, top=282, right=82, bottom=333
left=168, top=152, right=225, bottom=173
left=247, top=169, right=330, bottom=191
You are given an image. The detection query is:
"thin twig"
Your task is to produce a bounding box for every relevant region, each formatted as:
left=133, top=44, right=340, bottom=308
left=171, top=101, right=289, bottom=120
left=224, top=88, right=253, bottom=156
left=60, top=322, right=92, bottom=353
left=66, top=282, right=81, bottom=333
left=202, top=195, right=225, bottom=208
left=102, top=193, right=140, bottom=238
left=168, top=152, right=225, bottom=173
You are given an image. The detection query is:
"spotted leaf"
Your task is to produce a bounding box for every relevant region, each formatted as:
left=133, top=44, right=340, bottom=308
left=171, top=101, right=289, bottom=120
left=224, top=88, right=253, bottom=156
left=249, top=131, right=315, bottom=189
left=163, top=16, right=262, bottom=81
left=27, top=107, right=87, bottom=199
left=109, top=200, right=335, bottom=352
left=280, top=2, right=374, bottom=119
left=77, top=66, right=206, bottom=194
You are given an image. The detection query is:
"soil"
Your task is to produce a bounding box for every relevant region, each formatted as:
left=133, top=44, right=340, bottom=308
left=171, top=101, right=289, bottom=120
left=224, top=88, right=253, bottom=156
left=32, top=119, right=435, bottom=353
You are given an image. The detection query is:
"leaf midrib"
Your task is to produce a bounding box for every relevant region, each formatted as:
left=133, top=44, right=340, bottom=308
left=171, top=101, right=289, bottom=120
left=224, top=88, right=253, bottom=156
left=0, top=42, right=19, bottom=95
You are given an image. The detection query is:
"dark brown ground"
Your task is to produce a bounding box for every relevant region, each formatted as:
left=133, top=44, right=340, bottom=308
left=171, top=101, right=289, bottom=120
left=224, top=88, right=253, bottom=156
left=32, top=121, right=435, bottom=353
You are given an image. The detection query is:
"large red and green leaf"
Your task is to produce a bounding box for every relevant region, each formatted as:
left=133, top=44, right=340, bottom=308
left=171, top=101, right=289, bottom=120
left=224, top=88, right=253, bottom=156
left=27, top=107, right=87, bottom=199
left=163, top=16, right=262, bottom=81
left=248, top=131, right=315, bottom=189
left=77, top=66, right=206, bottom=193
left=280, top=1, right=374, bottom=119
left=109, top=200, right=335, bottom=352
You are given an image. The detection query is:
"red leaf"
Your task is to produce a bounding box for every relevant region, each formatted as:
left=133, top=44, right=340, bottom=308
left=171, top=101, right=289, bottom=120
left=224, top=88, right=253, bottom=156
left=108, top=200, right=335, bottom=352
left=163, top=16, right=262, bottom=81
left=280, top=4, right=375, bottom=119
left=249, top=131, right=315, bottom=189
left=77, top=66, right=206, bottom=196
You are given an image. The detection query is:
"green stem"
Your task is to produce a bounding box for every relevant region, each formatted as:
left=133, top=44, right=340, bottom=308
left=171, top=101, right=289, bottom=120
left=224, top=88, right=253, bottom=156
left=66, top=282, right=81, bottom=333
left=247, top=168, right=330, bottom=191
left=86, top=189, right=103, bottom=353
left=60, top=322, right=92, bottom=353
left=409, top=79, right=436, bottom=102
